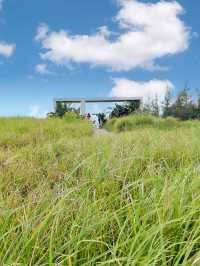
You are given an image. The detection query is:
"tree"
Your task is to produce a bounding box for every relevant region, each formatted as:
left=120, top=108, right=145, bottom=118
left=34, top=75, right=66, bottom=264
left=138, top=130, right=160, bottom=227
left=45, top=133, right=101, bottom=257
left=170, top=89, right=195, bottom=120
left=142, top=96, right=160, bottom=116
left=55, top=102, right=69, bottom=117
left=142, top=96, right=152, bottom=114
left=110, top=104, right=128, bottom=118
left=110, top=101, right=140, bottom=119
left=127, top=100, right=141, bottom=114
left=192, top=91, right=200, bottom=119
left=151, top=96, right=159, bottom=117
left=163, top=89, right=172, bottom=117
left=48, top=103, right=80, bottom=118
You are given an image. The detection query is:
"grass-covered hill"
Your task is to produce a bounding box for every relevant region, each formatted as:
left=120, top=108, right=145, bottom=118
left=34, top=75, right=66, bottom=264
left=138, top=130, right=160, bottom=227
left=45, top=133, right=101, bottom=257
left=1, top=115, right=200, bottom=265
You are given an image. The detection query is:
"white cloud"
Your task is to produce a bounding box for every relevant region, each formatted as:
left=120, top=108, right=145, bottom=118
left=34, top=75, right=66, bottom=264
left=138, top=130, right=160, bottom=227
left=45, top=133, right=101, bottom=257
left=0, top=42, right=15, bottom=57
left=36, top=0, right=190, bottom=71
left=29, top=105, right=41, bottom=117
left=110, top=78, right=174, bottom=102
left=35, top=23, right=49, bottom=41
left=0, top=1, right=16, bottom=58
left=35, top=64, right=51, bottom=75
left=29, top=105, right=47, bottom=118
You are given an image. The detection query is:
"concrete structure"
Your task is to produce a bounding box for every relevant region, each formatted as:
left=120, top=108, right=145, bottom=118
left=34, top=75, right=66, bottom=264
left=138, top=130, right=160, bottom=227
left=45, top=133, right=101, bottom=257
left=54, top=97, right=143, bottom=116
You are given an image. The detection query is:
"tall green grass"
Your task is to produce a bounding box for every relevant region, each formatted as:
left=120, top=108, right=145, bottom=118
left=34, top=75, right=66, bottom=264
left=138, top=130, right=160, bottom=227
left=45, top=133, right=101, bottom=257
left=105, top=114, right=181, bottom=132
left=1, top=116, right=200, bottom=265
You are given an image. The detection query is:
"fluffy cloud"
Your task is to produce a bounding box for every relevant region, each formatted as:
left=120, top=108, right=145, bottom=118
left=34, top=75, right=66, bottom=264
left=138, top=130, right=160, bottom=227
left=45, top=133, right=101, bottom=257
left=35, top=23, right=49, bottom=41
left=29, top=105, right=47, bottom=118
left=35, top=64, right=50, bottom=75
left=29, top=105, right=40, bottom=117
left=0, top=42, right=15, bottom=57
left=110, top=78, right=174, bottom=102
left=0, top=1, right=16, bottom=58
left=36, top=0, right=190, bottom=71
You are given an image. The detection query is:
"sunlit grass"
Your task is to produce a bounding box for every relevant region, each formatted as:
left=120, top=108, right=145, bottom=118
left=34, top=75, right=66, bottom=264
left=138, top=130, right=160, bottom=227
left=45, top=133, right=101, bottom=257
left=0, top=116, right=200, bottom=264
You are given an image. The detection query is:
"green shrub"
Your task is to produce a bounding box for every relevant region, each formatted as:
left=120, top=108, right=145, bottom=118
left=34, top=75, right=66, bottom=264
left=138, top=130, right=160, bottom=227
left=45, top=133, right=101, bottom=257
left=107, top=114, right=156, bottom=132
left=63, top=111, right=80, bottom=123
left=132, top=114, right=155, bottom=126
left=160, top=116, right=180, bottom=129
left=105, top=114, right=183, bottom=132
left=115, top=117, right=134, bottom=132
left=104, top=118, right=117, bottom=131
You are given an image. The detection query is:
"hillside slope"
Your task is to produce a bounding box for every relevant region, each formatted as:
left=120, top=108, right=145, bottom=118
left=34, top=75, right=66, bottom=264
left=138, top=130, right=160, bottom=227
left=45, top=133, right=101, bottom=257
left=0, top=117, right=200, bottom=265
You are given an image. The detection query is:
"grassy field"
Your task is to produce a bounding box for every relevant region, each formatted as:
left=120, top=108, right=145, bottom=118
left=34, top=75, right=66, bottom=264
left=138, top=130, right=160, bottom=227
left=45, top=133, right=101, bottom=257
left=1, top=116, right=200, bottom=265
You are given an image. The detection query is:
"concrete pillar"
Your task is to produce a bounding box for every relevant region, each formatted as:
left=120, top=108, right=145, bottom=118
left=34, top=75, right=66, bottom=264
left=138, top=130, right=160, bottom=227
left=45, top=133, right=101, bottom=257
left=54, top=99, right=57, bottom=112
left=139, top=99, right=143, bottom=111
left=80, top=100, right=86, bottom=116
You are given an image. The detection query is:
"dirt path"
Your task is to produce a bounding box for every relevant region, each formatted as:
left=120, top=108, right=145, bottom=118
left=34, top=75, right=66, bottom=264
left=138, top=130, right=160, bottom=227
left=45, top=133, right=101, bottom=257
left=93, top=128, right=109, bottom=136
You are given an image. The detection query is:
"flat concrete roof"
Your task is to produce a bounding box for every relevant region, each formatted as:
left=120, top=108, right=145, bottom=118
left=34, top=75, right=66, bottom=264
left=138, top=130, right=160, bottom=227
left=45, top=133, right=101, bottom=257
left=55, top=97, right=142, bottom=103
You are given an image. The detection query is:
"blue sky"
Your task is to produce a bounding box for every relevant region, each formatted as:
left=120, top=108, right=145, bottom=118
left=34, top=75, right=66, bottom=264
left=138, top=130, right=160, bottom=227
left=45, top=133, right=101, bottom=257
left=0, top=0, right=200, bottom=116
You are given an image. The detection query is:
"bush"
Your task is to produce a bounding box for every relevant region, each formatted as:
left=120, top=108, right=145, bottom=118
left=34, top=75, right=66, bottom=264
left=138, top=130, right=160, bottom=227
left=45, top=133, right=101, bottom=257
left=104, top=118, right=117, bottom=131
left=106, top=114, right=156, bottom=132
left=105, top=114, right=182, bottom=132
left=132, top=114, right=155, bottom=126
left=160, top=117, right=180, bottom=129
left=115, top=117, right=134, bottom=132
left=63, top=112, right=80, bottom=123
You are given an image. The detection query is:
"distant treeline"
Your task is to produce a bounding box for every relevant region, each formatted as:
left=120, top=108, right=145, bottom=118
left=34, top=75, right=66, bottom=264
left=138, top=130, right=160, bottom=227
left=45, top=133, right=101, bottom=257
left=146, top=88, right=200, bottom=120
left=49, top=88, right=200, bottom=122
left=110, top=89, right=200, bottom=121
